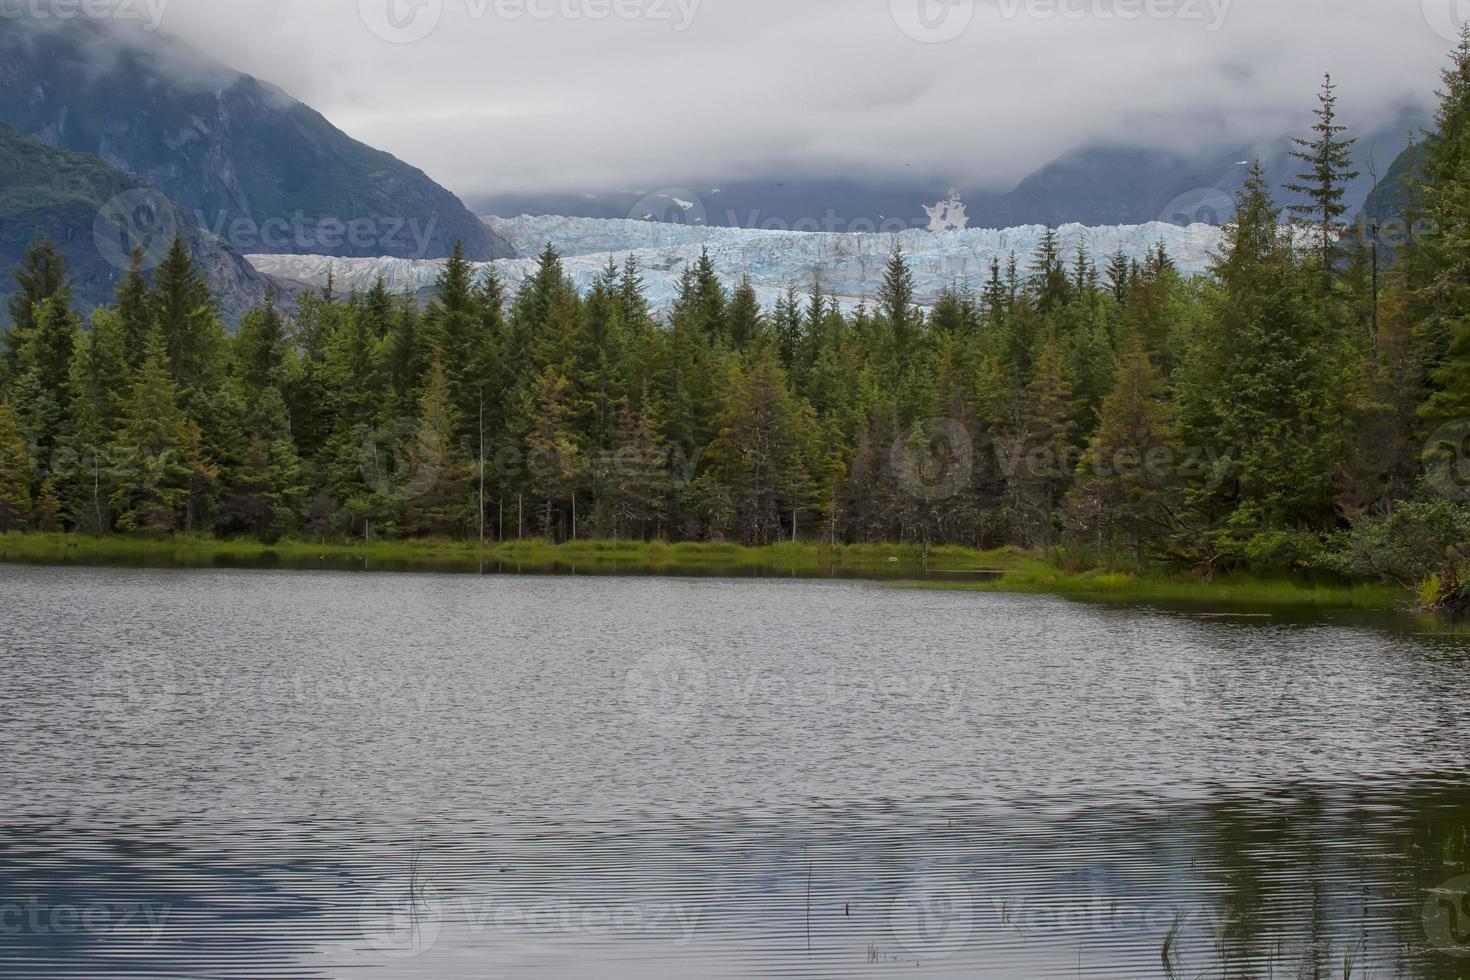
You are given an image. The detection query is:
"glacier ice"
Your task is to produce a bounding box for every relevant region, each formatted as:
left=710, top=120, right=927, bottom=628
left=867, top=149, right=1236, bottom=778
left=247, top=214, right=1227, bottom=312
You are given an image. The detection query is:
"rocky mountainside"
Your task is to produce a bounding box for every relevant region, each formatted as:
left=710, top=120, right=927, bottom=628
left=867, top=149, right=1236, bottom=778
left=0, top=18, right=511, bottom=262
left=0, top=122, right=273, bottom=323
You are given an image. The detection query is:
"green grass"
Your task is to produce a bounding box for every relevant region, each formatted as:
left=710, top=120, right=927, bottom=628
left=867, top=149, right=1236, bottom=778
left=0, top=531, right=1014, bottom=575
left=0, top=532, right=1410, bottom=611
left=902, top=556, right=1407, bottom=610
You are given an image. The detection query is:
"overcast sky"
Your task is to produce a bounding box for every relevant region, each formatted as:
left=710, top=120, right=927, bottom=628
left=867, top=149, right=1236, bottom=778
left=148, top=0, right=1455, bottom=198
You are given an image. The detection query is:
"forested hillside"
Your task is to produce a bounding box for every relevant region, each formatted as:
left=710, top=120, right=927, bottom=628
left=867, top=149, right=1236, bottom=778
left=3, top=38, right=1470, bottom=606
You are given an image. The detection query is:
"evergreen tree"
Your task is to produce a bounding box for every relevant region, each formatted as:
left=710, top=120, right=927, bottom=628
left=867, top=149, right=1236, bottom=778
left=1285, top=73, right=1360, bottom=276
left=150, top=236, right=225, bottom=396
left=405, top=358, right=472, bottom=537
left=3, top=240, right=69, bottom=382
left=1415, top=30, right=1470, bottom=426
left=603, top=394, right=669, bottom=540
left=108, top=334, right=195, bottom=535
left=707, top=349, right=812, bottom=545
left=877, top=248, right=919, bottom=373
left=727, top=276, right=763, bottom=351
left=235, top=290, right=290, bottom=394
left=1177, top=163, right=1345, bottom=549
left=1009, top=331, right=1077, bottom=545
left=523, top=365, right=580, bottom=539
left=67, top=310, right=130, bottom=531
left=115, top=248, right=154, bottom=368
left=216, top=388, right=303, bottom=541
left=0, top=402, right=33, bottom=531
left=1068, top=332, right=1177, bottom=560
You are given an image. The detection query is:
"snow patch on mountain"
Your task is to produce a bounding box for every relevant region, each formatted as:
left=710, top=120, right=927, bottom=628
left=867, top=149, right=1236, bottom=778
left=249, top=214, right=1225, bottom=311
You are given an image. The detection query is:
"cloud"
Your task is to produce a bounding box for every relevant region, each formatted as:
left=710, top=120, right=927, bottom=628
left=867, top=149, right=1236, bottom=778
left=132, top=0, right=1450, bottom=198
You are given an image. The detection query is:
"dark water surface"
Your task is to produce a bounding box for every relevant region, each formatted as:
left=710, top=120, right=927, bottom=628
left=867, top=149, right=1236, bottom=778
left=1, top=564, right=1468, bottom=978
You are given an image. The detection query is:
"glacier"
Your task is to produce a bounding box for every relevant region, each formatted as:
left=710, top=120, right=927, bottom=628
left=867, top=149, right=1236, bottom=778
left=247, top=214, right=1227, bottom=311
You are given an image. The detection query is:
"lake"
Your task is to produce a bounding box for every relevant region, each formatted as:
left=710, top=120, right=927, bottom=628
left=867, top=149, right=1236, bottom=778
left=1, top=564, right=1468, bottom=978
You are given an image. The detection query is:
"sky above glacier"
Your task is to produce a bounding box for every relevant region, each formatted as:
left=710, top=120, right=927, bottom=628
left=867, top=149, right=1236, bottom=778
left=109, top=0, right=1458, bottom=198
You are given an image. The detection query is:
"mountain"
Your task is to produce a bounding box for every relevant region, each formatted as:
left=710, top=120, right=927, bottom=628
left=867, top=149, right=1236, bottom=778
left=474, top=115, right=1426, bottom=234
left=247, top=214, right=1228, bottom=313
left=0, top=121, right=273, bottom=323
left=1360, top=141, right=1420, bottom=227
left=0, top=18, right=511, bottom=262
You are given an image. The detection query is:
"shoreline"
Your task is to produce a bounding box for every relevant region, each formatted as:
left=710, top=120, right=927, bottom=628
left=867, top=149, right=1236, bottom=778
left=0, top=532, right=1408, bottom=611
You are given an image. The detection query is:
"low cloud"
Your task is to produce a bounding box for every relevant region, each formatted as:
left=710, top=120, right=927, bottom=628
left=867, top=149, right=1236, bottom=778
left=103, top=0, right=1451, bottom=197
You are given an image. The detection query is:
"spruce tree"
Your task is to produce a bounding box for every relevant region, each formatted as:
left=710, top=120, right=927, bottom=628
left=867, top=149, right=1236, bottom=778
left=150, top=236, right=224, bottom=397
left=68, top=310, right=130, bottom=531
left=0, top=402, right=33, bottom=531
left=523, top=365, right=580, bottom=539
left=405, top=358, right=471, bottom=537
left=1010, top=331, right=1077, bottom=545
left=1415, top=29, right=1470, bottom=426
left=1068, top=332, right=1177, bottom=560
left=1285, top=73, right=1360, bottom=276
left=1177, top=163, right=1344, bottom=545
left=109, top=334, right=194, bottom=535
left=877, top=248, right=920, bottom=383
left=115, top=248, right=153, bottom=368
left=605, top=394, right=669, bottom=540
left=707, top=349, right=812, bottom=545
left=3, top=240, right=68, bottom=381
left=234, top=290, right=290, bottom=394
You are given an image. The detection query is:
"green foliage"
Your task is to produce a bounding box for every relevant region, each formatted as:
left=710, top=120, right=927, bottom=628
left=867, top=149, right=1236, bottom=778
left=0, top=402, right=33, bottom=531
left=1321, top=499, right=1470, bottom=589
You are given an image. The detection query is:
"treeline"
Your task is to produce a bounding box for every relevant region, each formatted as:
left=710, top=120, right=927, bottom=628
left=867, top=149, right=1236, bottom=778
left=6, top=41, right=1470, bottom=600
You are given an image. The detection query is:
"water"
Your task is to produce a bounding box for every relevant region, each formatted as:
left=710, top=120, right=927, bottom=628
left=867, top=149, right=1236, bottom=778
left=1, top=564, right=1468, bottom=978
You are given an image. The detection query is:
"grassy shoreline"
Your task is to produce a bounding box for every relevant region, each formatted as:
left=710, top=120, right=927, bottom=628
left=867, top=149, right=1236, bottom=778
left=898, top=556, right=1407, bottom=610
left=0, top=531, right=1409, bottom=610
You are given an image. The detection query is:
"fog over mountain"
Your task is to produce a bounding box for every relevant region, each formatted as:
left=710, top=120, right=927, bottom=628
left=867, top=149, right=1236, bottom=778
left=140, top=0, right=1448, bottom=209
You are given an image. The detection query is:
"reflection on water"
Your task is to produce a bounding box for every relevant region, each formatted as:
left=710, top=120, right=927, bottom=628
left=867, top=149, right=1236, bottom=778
left=0, top=565, right=1467, bottom=978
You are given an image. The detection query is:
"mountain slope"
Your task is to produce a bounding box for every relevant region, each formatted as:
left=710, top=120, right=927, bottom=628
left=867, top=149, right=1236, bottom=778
left=1361, top=141, right=1420, bottom=226
left=0, top=18, right=511, bottom=262
left=475, top=115, right=1425, bottom=233
left=0, top=121, right=273, bottom=323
